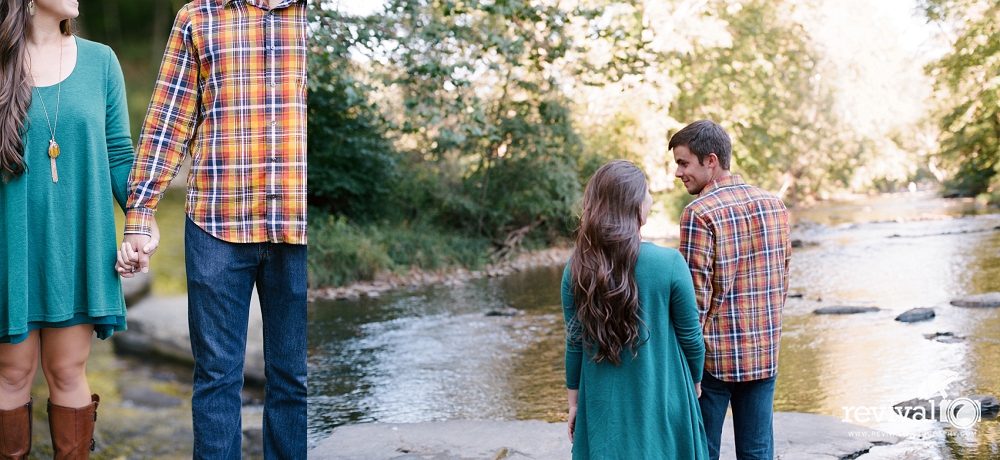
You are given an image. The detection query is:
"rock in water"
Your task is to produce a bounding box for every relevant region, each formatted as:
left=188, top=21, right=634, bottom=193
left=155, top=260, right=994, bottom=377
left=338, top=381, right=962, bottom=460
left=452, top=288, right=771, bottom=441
left=895, top=308, right=935, bottom=323
left=951, top=292, right=1000, bottom=308
left=485, top=308, right=521, bottom=317
left=923, top=332, right=965, bottom=343
left=813, top=306, right=880, bottom=315
left=894, top=395, right=999, bottom=420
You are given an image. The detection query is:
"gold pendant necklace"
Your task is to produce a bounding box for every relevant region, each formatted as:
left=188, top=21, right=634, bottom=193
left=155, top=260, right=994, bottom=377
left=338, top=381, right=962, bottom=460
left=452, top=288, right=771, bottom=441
left=34, top=39, right=63, bottom=183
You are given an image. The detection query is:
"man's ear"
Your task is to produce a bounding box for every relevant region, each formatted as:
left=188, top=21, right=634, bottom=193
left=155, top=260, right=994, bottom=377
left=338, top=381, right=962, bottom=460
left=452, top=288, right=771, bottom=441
left=706, top=153, right=719, bottom=169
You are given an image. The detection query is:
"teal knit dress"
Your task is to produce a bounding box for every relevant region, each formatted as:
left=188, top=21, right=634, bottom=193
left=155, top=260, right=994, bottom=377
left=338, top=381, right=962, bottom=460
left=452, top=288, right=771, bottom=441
left=0, top=37, right=133, bottom=344
left=563, top=242, right=709, bottom=459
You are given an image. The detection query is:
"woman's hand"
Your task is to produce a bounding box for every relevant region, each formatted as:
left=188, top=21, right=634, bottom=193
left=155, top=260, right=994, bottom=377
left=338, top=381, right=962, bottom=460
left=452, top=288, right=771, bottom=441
left=116, top=242, right=135, bottom=277
left=117, top=217, right=160, bottom=277
left=567, top=389, right=579, bottom=443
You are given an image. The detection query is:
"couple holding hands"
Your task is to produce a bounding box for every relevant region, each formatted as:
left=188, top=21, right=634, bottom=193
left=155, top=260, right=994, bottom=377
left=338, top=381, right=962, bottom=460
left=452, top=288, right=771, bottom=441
left=564, top=120, right=792, bottom=460
left=0, top=0, right=307, bottom=458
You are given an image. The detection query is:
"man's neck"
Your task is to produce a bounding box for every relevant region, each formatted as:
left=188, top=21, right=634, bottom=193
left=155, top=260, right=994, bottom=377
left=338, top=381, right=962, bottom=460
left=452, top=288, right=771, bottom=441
left=710, top=170, right=732, bottom=184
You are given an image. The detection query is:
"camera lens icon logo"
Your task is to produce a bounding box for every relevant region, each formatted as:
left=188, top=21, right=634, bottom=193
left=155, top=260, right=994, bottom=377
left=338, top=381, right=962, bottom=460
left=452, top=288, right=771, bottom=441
left=945, top=397, right=981, bottom=429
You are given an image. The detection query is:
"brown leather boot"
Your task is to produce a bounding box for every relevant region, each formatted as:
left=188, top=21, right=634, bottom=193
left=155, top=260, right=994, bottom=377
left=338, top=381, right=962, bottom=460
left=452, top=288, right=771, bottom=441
left=47, top=394, right=98, bottom=460
left=0, top=398, right=32, bottom=460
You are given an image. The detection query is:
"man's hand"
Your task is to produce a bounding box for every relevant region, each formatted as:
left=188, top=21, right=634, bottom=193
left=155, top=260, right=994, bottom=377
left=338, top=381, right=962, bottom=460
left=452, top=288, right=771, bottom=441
left=118, top=218, right=161, bottom=277
left=695, top=382, right=702, bottom=399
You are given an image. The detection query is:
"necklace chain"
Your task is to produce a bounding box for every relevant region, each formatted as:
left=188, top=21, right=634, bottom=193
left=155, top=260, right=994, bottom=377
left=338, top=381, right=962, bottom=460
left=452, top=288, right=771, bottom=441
left=34, top=39, right=62, bottom=143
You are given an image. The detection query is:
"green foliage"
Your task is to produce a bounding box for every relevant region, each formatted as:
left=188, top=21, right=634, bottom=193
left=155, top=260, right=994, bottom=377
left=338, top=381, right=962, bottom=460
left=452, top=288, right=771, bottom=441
left=307, top=7, right=400, bottom=222
left=307, top=212, right=492, bottom=287
left=307, top=214, right=394, bottom=287
left=669, top=0, right=848, bottom=200
left=922, top=1, right=1000, bottom=197
left=76, top=0, right=182, bottom=141
left=313, top=0, right=650, bottom=240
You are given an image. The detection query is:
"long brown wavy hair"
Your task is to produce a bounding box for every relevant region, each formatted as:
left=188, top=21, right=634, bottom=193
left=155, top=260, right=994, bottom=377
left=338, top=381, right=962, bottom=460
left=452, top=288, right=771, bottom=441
left=569, top=160, right=648, bottom=365
left=0, top=1, right=73, bottom=181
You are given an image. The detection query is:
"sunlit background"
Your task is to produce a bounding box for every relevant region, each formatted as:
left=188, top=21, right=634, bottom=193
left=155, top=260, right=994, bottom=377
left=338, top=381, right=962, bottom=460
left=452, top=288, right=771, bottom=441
left=307, top=0, right=1000, bottom=458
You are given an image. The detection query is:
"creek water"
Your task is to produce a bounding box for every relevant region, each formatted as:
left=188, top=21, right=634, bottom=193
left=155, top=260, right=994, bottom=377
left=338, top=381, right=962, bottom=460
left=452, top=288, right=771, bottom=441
left=307, top=192, right=1000, bottom=459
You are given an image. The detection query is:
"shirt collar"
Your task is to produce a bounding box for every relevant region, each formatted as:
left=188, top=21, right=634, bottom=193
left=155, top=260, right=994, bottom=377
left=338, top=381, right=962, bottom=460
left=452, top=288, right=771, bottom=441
left=699, top=174, right=745, bottom=197
left=218, top=0, right=304, bottom=8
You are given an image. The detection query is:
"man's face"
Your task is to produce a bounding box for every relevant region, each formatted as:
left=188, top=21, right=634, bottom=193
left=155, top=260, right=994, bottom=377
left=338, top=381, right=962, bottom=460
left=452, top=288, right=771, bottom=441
left=673, top=145, right=715, bottom=195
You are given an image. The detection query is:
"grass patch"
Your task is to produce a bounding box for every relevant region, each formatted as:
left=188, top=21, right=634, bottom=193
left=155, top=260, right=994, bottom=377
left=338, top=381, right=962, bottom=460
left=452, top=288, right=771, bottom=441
left=308, top=213, right=493, bottom=288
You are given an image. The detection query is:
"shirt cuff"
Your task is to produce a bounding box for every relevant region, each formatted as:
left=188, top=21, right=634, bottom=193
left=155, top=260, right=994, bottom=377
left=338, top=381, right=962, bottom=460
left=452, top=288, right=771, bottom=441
left=124, top=207, right=155, bottom=236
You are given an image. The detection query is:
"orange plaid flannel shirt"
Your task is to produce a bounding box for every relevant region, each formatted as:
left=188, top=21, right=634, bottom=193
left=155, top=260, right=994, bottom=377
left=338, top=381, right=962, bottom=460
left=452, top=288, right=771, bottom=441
left=125, top=0, right=307, bottom=244
left=679, top=175, right=791, bottom=382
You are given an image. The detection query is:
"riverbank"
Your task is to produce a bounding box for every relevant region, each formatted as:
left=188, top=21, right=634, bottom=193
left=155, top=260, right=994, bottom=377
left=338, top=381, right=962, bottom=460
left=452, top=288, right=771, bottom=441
left=308, top=246, right=574, bottom=302
left=310, top=413, right=899, bottom=459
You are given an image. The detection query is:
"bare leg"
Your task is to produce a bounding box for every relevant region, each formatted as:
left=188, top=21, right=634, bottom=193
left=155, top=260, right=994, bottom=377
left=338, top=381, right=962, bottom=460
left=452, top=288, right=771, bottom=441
left=0, top=331, right=40, bottom=410
left=39, top=325, right=93, bottom=408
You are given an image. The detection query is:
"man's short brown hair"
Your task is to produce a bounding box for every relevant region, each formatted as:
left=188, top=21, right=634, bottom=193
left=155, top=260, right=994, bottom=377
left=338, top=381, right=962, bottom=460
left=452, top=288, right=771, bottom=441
left=668, top=120, right=732, bottom=170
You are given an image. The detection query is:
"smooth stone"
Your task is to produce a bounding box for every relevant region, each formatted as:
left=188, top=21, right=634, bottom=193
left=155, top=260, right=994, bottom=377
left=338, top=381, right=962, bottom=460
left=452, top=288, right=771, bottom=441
left=112, top=290, right=266, bottom=385
left=485, top=308, right=522, bottom=317
left=937, top=336, right=966, bottom=344
left=242, top=427, right=264, bottom=458
left=791, top=239, right=819, bottom=248
left=309, top=413, right=898, bottom=460
left=120, top=387, right=182, bottom=408
left=895, top=307, right=935, bottom=323
left=923, top=332, right=965, bottom=343
left=893, top=395, right=999, bottom=420
left=121, top=272, right=152, bottom=307
left=788, top=292, right=804, bottom=299
left=813, top=306, right=880, bottom=315
left=951, top=292, right=1000, bottom=308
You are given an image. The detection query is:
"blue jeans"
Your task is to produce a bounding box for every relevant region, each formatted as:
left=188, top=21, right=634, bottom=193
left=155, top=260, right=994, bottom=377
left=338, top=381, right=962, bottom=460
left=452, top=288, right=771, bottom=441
left=185, top=218, right=307, bottom=459
left=699, top=371, right=776, bottom=460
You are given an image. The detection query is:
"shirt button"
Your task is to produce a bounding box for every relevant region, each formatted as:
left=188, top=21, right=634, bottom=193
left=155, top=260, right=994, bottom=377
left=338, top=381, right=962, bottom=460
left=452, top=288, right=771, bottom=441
left=270, top=83, right=276, bottom=88
left=270, top=121, right=277, bottom=126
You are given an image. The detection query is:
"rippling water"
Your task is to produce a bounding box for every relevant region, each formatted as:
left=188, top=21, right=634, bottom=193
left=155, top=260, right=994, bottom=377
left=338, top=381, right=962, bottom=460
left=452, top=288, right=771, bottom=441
left=307, top=193, right=1000, bottom=458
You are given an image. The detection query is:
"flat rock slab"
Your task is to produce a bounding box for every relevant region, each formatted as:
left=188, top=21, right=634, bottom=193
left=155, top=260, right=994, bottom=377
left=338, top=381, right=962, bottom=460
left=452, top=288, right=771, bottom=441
left=111, top=291, right=265, bottom=384
left=894, top=395, right=999, bottom=420
left=121, top=272, right=152, bottom=307
left=895, top=308, right=935, bottom=323
left=309, top=413, right=898, bottom=460
left=310, top=420, right=568, bottom=460
left=814, top=306, right=880, bottom=315
left=722, top=413, right=898, bottom=460
left=951, top=292, right=1000, bottom=308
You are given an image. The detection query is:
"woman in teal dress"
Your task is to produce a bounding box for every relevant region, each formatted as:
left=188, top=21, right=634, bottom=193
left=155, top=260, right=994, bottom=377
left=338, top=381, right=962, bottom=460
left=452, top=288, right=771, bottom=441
left=563, top=160, right=708, bottom=459
left=0, top=0, right=158, bottom=457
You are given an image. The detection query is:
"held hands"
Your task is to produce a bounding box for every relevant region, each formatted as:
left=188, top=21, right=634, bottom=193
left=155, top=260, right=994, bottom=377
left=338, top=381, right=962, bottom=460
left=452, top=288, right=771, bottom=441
left=116, top=218, right=161, bottom=278
left=695, top=382, right=702, bottom=399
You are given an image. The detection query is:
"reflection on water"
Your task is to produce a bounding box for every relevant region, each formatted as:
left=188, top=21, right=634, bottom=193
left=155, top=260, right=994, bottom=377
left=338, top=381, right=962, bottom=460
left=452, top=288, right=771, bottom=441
left=306, top=265, right=567, bottom=448
left=307, top=194, right=1000, bottom=458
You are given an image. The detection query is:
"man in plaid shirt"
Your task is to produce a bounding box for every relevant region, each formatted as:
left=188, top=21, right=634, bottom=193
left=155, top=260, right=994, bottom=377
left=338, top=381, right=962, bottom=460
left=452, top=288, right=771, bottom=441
left=671, top=120, right=791, bottom=460
left=121, top=0, right=306, bottom=458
